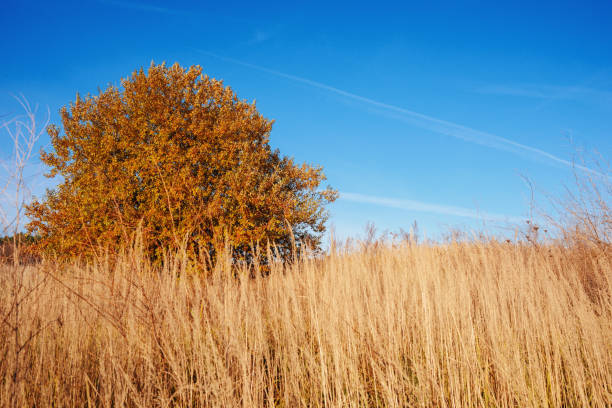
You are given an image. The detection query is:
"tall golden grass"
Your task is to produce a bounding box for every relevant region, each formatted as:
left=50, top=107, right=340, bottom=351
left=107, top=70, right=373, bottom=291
left=1, top=236, right=610, bottom=407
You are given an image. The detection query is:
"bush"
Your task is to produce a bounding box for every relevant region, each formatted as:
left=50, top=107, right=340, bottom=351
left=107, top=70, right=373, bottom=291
left=0, top=233, right=40, bottom=264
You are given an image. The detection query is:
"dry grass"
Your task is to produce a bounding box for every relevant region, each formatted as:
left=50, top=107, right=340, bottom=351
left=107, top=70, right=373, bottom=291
left=1, top=238, right=610, bottom=407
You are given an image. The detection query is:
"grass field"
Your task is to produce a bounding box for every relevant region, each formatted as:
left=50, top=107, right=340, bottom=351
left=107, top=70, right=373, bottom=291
left=1, top=236, right=610, bottom=407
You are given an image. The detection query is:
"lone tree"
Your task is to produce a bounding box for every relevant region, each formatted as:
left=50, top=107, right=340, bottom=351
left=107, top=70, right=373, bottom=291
left=26, top=63, right=337, bottom=261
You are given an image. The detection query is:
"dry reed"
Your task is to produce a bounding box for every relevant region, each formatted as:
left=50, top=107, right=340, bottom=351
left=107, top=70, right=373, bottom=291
left=1, top=237, right=610, bottom=407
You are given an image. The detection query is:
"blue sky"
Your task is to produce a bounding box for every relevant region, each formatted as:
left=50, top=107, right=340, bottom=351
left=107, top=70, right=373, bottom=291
left=1, top=0, right=611, bottom=240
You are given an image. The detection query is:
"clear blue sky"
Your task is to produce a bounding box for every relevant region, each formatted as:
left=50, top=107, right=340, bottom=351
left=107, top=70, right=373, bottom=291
left=1, top=0, right=611, bottom=240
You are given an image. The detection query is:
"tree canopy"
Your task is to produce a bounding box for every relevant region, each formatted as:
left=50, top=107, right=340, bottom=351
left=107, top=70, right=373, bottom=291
left=26, top=63, right=337, bottom=261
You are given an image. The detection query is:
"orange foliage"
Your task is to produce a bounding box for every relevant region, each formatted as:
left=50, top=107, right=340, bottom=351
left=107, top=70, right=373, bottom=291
left=26, top=63, right=337, bottom=261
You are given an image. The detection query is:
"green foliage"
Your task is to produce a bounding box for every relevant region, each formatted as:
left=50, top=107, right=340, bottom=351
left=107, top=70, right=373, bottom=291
left=0, top=233, right=40, bottom=264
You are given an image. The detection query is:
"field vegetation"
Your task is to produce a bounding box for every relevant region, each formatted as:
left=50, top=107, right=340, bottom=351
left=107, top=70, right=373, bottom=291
left=1, top=227, right=611, bottom=407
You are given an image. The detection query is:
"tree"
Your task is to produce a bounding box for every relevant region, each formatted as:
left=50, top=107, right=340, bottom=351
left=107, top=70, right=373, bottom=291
left=26, top=63, right=337, bottom=262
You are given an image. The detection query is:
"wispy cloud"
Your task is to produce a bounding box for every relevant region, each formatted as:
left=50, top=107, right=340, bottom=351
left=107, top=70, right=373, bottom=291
left=98, top=0, right=184, bottom=15
left=196, top=50, right=600, bottom=175
left=476, top=83, right=612, bottom=103
left=340, top=192, right=525, bottom=223
left=245, top=30, right=272, bottom=45
left=476, top=85, right=551, bottom=99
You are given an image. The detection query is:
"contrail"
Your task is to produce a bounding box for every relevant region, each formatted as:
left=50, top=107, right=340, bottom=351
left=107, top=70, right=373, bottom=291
left=196, top=50, right=600, bottom=175
left=98, top=0, right=184, bottom=15
left=340, top=192, right=525, bottom=223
